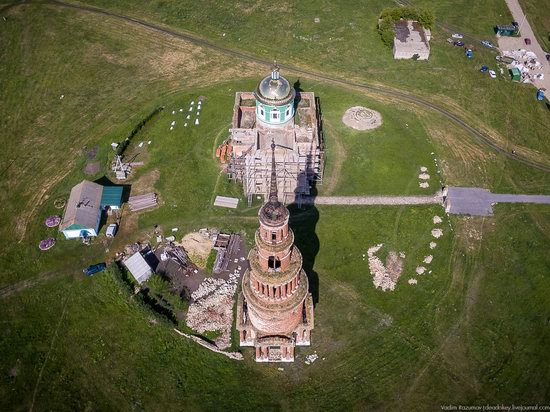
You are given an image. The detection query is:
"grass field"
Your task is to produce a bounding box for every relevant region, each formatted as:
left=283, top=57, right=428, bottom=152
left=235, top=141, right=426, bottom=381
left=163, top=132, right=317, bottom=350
left=0, top=2, right=549, bottom=411
left=520, top=0, right=550, bottom=51
left=63, top=0, right=550, bottom=161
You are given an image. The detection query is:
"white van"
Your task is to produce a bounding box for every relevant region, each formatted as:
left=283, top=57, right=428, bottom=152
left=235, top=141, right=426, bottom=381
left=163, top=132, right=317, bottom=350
left=106, top=223, right=118, bottom=238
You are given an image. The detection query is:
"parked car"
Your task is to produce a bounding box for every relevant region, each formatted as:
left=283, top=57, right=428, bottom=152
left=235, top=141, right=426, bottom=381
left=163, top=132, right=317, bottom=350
left=454, top=41, right=465, bottom=47
left=452, top=33, right=464, bottom=39
left=480, top=65, right=489, bottom=73
left=106, top=223, right=118, bottom=238
left=524, top=38, right=531, bottom=45
left=481, top=40, right=495, bottom=49
left=489, top=70, right=497, bottom=78
left=83, top=262, right=107, bottom=276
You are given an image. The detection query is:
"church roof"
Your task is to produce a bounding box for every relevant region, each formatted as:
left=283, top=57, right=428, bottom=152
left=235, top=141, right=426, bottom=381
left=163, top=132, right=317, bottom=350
left=255, top=66, right=295, bottom=106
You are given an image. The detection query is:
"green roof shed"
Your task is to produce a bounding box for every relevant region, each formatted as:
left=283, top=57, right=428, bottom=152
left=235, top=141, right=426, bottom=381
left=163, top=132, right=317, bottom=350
left=101, top=186, right=124, bottom=209
left=510, top=68, right=521, bottom=81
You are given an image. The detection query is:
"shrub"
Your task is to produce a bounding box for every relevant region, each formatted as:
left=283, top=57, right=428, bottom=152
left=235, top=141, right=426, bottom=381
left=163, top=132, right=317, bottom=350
left=377, top=6, right=435, bottom=48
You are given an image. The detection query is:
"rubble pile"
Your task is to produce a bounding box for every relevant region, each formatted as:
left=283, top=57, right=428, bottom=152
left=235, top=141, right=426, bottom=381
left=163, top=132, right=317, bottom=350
left=503, top=49, right=545, bottom=82
left=431, top=228, right=443, bottom=238
left=305, top=352, right=319, bottom=365
left=367, top=244, right=403, bottom=292
left=186, top=272, right=241, bottom=349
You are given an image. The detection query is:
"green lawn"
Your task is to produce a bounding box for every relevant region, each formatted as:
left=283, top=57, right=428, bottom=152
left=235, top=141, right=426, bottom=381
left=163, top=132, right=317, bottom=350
left=0, top=3, right=549, bottom=411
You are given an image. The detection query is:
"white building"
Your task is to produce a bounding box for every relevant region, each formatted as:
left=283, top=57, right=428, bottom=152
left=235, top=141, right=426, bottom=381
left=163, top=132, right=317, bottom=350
left=123, top=251, right=153, bottom=284
left=393, top=20, right=431, bottom=60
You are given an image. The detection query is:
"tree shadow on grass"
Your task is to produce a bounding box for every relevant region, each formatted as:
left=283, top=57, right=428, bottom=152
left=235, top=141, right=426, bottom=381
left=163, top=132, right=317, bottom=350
left=288, top=180, right=320, bottom=306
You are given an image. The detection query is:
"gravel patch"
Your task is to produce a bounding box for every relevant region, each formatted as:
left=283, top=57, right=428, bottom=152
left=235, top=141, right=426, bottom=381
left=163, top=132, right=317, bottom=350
left=342, top=106, right=383, bottom=131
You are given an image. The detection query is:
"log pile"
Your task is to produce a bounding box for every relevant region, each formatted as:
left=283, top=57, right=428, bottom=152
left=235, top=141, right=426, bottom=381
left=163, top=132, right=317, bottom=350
left=128, top=193, right=158, bottom=211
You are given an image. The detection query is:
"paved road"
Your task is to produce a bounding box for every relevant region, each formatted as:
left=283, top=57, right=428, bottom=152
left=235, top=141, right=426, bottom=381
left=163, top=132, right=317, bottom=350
left=5, top=0, right=546, bottom=172
left=302, top=188, right=550, bottom=217
left=444, top=187, right=550, bottom=216
left=302, top=195, right=442, bottom=206
left=500, top=0, right=550, bottom=91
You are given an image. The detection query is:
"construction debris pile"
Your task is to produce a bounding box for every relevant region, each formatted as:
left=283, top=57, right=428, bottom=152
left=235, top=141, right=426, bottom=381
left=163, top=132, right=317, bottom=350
left=502, top=49, right=545, bottom=82
left=366, top=244, right=404, bottom=292
left=305, top=352, right=319, bottom=365
left=128, top=193, right=158, bottom=211
left=186, top=270, right=241, bottom=349
left=408, top=215, right=443, bottom=286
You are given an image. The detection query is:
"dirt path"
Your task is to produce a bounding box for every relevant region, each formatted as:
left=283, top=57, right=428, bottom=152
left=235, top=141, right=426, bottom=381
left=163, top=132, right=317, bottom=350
left=29, top=291, right=71, bottom=412
left=320, top=122, right=346, bottom=195
left=0, top=271, right=62, bottom=300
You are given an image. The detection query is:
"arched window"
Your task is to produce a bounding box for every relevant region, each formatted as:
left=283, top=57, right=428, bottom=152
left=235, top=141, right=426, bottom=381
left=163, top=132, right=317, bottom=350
left=259, top=105, right=265, bottom=118
left=285, top=106, right=291, bottom=117
left=271, top=109, right=279, bottom=121
left=268, top=256, right=281, bottom=270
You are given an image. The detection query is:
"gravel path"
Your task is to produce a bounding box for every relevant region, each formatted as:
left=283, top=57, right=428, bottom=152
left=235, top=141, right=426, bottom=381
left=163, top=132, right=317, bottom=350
left=302, top=195, right=442, bottom=206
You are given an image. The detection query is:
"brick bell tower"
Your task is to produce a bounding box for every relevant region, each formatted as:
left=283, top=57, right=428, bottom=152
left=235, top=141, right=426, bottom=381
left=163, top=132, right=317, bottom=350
left=236, top=140, right=314, bottom=362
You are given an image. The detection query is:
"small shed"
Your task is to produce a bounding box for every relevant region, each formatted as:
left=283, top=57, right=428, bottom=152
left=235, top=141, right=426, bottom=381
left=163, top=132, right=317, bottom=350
left=510, top=67, right=521, bottom=81
left=101, top=186, right=124, bottom=210
left=123, top=251, right=153, bottom=284
left=60, top=180, right=103, bottom=239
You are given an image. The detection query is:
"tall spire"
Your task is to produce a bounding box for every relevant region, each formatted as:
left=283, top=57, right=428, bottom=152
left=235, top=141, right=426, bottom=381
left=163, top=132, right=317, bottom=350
left=269, top=139, right=279, bottom=204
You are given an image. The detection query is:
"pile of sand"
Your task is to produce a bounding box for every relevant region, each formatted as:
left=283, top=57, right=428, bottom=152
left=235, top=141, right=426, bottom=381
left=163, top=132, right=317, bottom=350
left=342, top=106, right=382, bottom=131
left=179, top=232, right=212, bottom=263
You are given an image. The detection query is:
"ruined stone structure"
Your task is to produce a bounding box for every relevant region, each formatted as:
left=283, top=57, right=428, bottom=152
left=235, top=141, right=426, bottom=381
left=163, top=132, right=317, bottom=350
left=228, top=65, right=324, bottom=205
left=236, top=142, right=314, bottom=362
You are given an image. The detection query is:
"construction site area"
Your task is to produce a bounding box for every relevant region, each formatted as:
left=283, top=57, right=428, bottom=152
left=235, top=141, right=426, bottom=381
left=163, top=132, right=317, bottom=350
left=218, top=85, right=325, bottom=205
